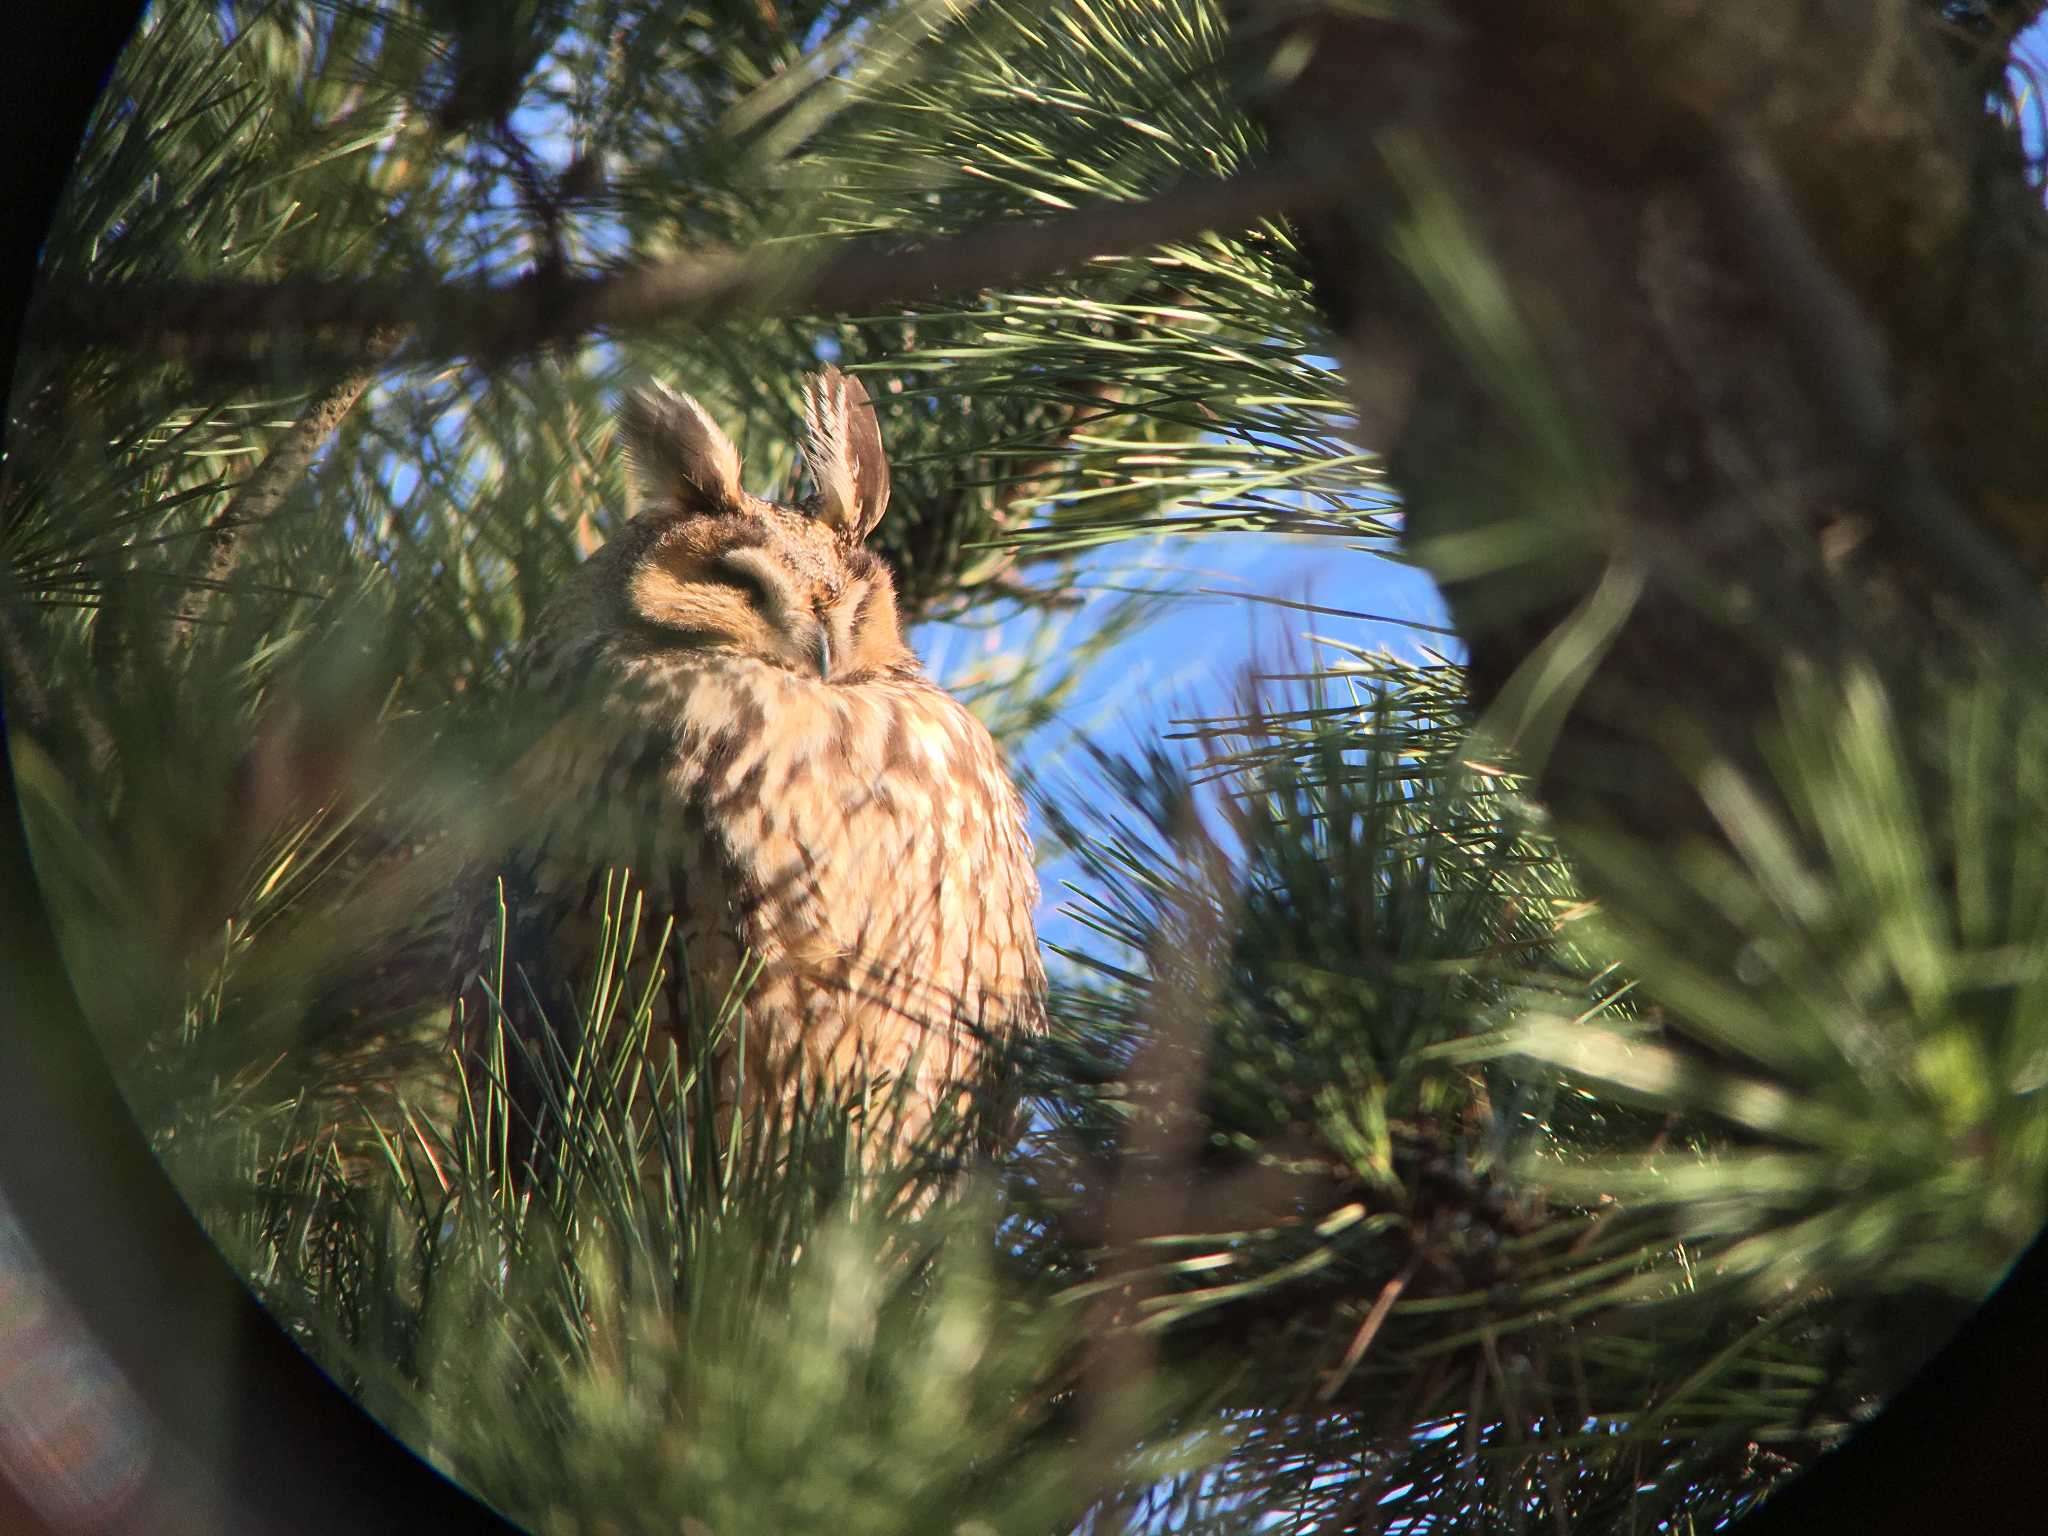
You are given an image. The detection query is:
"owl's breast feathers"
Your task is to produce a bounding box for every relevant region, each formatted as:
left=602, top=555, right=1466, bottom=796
left=455, top=644, right=1045, bottom=1130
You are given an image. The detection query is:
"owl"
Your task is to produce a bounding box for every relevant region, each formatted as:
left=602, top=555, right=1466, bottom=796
left=451, top=367, right=1046, bottom=1180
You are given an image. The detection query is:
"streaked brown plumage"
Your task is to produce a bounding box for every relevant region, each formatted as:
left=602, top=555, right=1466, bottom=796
left=451, top=368, right=1045, bottom=1174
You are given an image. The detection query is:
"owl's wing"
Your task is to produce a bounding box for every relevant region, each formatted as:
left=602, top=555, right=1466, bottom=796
left=446, top=700, right=629, bottom=1180
left=450, top=676, right=753, bottom=1179
left=448, top=849, right=587, bottom=1180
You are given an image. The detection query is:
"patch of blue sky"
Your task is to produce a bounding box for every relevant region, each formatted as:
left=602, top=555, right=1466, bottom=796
left=2014, top=12, right=2048, bottom=176
left=911, top=352, right=1442, bottom=958
left=916, top=521, right=1452, bottom=958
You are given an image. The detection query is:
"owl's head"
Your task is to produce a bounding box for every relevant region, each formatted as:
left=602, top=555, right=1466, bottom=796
left=609, top=367, right=911, bottom=684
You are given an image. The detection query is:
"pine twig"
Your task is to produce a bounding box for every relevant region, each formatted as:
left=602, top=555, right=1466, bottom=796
left=0, top=605, right=54, bottom=738
left=1072, top=792, right=1243, bottom=1515
left=1318, top=1257, right=1417, bottom=1402
left=0, top=600, right=116, bottom=768
left=166, top=334, right=397, bottom=649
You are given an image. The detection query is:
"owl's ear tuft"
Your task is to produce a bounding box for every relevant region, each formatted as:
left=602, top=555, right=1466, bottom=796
left=801, top=366, right=892, bottom=543
left=618, top=381, right=746, bottom=515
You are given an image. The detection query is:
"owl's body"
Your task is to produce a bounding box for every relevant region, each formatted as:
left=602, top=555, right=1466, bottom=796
left=453, top=370, right=1044, bottom=1172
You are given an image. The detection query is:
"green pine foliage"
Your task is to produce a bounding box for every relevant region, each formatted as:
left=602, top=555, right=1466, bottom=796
left=4, top=0, right=2044, bottom=1531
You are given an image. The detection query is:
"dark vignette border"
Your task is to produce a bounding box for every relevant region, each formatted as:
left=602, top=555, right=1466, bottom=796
left=0, top=3, right=2039, bottom=1532
left=0, top=3, right=514, bottom=1531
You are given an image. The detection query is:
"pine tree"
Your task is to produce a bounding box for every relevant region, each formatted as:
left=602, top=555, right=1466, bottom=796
left=5, top=1, right=2046, bottom=1530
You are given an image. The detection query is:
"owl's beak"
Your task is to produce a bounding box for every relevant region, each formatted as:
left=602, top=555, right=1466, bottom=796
left=814, top=626, right=833, bottom=681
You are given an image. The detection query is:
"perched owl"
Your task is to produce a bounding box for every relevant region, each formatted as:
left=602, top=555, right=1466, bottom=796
left=451, top=368, right=1045, bottom=1179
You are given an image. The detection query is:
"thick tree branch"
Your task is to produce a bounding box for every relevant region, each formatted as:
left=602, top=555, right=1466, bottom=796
left=1245, top=0, right=2048, bottom=847
left=26, top=166, right=1321, bottom=369
left=1701, top=124, right=2048, bottom=643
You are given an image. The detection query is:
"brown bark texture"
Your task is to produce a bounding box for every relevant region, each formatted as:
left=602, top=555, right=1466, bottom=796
left=1238, top=0, right=2048, bottom=846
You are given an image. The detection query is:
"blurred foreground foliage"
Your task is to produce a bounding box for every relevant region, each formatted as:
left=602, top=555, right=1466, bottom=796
left=4, top=0, right=2045, bottom=1531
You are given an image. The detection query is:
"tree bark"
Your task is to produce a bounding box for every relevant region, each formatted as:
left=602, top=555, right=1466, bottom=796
left=1238, top=0, right=2048, bottom=844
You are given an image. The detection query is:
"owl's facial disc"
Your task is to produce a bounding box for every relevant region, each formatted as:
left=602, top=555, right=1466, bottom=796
left=626, top=522, right=838, bottom=681
left=716, top=544, right=840, bottom=679
left=624, top=510, right=914, bottom=684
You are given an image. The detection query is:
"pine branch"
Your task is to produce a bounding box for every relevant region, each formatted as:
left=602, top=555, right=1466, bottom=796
left=25, top=165, right=1323, bottom=369
left=167, top=333, right=398, bottom=649
left=0, top=601, right=116, bottom=769
left=0, top=606, right=54, bottom=739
